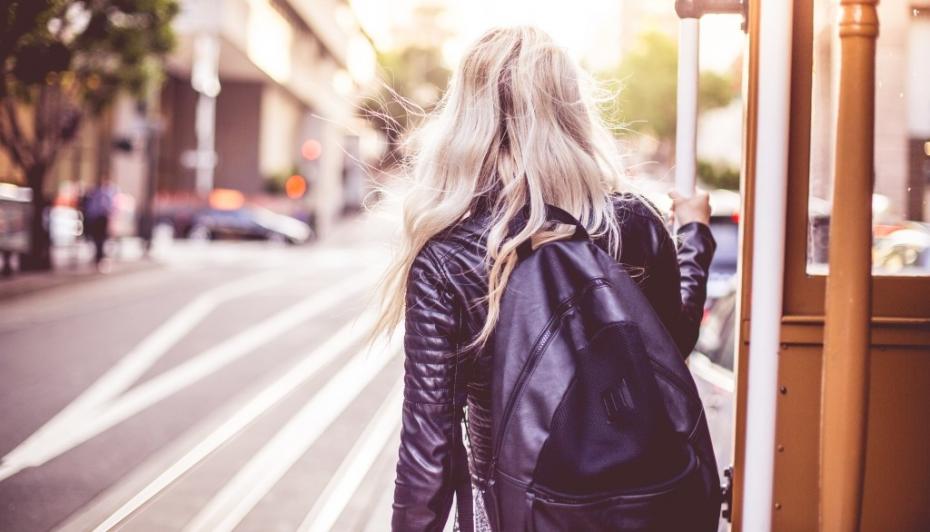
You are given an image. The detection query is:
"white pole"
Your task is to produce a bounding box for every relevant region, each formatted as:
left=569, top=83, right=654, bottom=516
left=192, top=33, right=221, bottom=196
left=194, top=94, right=216, bottom=195
left=742, top=0, right=793, bottom=530
left=675, top=18, right=700, bottom=197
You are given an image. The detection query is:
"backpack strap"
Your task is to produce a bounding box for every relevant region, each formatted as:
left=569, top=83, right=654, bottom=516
left=543, top=204, right=589, bottom=239
left=515, top=204, right=590, bottom=259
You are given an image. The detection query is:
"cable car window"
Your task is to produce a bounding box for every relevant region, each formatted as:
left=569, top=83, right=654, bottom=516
left=808, top=1, right=930, bottom=275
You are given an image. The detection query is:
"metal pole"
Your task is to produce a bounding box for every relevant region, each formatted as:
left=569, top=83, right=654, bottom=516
left=675, top=17, right=700, bottom=197
left=194, top=93, right=216, bottom=195
left=192, top=33, right=220, bottom=196
left=672, top=0, right=746, bottom=198
left=741, top=0, right=793, bottom=530
left=142, top=118, right=160, bottom=252
left=820, top=1, right=877, bottom=530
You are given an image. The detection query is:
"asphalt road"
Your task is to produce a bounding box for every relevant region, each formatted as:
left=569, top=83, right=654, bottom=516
left=0, top=215, right=416, bottom=532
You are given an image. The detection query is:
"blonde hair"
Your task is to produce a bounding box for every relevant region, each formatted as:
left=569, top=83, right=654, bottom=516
left=373, top=26, right=628, bottom=351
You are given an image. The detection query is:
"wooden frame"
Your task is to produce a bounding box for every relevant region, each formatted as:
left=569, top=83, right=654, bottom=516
left=783, top=0, right=930, bottom=319
left=733, top=0, right=930, bottom=529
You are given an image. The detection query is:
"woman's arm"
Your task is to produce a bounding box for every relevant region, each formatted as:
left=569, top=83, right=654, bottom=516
left=392, top=248, right=470, bottom=532
left=649, top=220, right=717, bottom=356
left=613, top=192, right=716, bottom=356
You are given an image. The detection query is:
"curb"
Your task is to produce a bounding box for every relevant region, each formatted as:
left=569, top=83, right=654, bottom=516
left=0, top=259, right=161, bottom=302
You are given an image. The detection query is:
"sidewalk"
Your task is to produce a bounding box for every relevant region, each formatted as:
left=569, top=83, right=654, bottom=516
left=0, top=212, right=382, bottom=303
left=0, top=238, right=157, bottom=302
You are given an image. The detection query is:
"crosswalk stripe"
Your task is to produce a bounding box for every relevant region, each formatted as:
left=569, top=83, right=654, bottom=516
left=0, top=267, right=378, bottom=484
left=297, top=378, right=403, bottom=532
left=89, top=310, right=385, bottom=531
left=0, top=271, right=284, bottom=482
left=183, top=333, right=402, bottom=532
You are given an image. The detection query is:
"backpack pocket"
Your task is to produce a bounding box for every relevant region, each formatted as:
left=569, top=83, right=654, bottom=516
left=533, top=321, right=691, bottom=494
left=527, top=448, right=717, bottom=532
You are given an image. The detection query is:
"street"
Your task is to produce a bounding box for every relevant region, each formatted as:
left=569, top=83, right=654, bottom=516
left=0, top=215, right=409, bottom=532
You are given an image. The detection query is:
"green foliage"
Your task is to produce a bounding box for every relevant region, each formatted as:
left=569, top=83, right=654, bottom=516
left=1, top=0, right=178, bottom=111
left=0, top=0, right=178, bottom=171
left=0, top=0, right=178, bottom=269
left=698, top=159, right=740, bottom=191
left=602, top=31, right=738, bottom=143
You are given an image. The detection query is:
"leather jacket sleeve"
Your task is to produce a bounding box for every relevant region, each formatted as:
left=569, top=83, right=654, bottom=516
left=392, top=247, right=471, bottom=532
left=648, top=221, right=717, bottom=356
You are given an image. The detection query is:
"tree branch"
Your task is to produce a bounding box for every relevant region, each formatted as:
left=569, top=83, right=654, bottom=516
left=35, top=84, right=48, bottom=156
left=1, top=98, right=33, bottom=170
left=46, top=110, right=82, bottom=170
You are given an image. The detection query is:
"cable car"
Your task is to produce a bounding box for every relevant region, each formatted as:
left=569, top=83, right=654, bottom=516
left=673, top=1, right=930, bottom=530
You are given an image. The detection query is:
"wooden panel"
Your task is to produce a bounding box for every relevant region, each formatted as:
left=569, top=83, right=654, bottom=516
left=772, top=343, right=930, bottom=531
left=772, top=344, right=822, bottom=530
left=860, top=348, right=930, bottom=530
left=729, top=0, right=761, bottom=527
left=742, top=317, right=930, bottom=347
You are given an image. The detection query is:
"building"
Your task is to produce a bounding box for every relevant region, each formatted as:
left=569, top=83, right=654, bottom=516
left=112, top=0, right=382, bottom=236
left=810, top=1, right=930, bottom=222
left=0, top=0, right=382, bottom=238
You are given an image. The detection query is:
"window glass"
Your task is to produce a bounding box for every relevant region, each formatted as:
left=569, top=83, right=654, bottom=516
left=808, top=1, right=930, bottom=275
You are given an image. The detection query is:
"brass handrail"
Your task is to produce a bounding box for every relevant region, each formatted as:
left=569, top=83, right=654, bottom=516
left=820, top=1, right=878, bottom=530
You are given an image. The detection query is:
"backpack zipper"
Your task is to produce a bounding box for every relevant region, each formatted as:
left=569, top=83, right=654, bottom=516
left=488, top=278, right=610, bottom=481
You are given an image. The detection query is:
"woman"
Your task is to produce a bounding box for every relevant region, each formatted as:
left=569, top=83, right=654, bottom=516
left=373, top=26, right=716, bottom=531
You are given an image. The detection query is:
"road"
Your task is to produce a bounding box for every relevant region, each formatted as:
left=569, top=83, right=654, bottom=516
left=0, top=215, right=418, bottom=532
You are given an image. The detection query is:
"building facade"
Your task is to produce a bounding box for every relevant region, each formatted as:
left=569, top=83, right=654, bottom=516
left=144, top=0, right=380, bottom=235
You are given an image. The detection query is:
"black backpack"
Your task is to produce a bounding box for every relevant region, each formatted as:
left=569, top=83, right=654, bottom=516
left=484, top=205, right=721, bottom=531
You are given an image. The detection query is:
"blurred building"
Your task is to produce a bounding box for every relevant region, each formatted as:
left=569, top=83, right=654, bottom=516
left=0, top=1, right=382, bottom=237
left=810, top=1, right=930, bottom=222
left=143, top=0, right=380, bottom=235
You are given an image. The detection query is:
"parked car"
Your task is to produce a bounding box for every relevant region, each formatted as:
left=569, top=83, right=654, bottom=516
left=872, top=222, right=930, bottom=274
left=704, top=190, right=741, bottom=301
left=694, top=283, right=737, bottom=372
left=187, top=205, right=313, bottom=244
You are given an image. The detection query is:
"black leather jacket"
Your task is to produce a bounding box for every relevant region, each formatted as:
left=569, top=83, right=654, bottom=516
left=391, top=194, right=716, bottom=531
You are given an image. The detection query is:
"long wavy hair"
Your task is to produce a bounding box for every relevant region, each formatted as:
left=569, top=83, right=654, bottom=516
left=372, top=26, right=628, bottom=350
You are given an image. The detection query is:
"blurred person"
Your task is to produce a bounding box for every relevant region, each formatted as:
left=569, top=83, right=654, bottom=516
left=80, top=177, right=117, bottom=270
left=373, top=27, right=717, bottom=531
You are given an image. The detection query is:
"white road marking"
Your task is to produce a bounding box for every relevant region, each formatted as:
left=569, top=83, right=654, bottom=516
left=297, top=378, right=403, bottom=532
left=361, top=457, right=400, bottom=532
left=89, top=309, right=384, bottom=532
left=0, top=271, right=284, bottom=482
left=183, top=333, right=402, bottom=532
left=0, top=268, right=379, bottom=482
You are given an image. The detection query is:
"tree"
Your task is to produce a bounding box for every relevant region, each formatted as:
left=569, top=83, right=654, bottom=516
left=602, top=31, right=739, bottom=161
left=0, top=0, right=177, bottom=270
left=698, top=159, right=740, bottom=190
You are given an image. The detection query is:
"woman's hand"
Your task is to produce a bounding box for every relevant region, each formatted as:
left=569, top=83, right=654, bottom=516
left=668, top=189, right=711, bottom=227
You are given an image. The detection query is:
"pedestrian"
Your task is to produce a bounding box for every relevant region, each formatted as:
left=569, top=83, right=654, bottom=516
left=81, top=177, right=117, bottom=270
left=373, top=27, right=718, bottom=531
